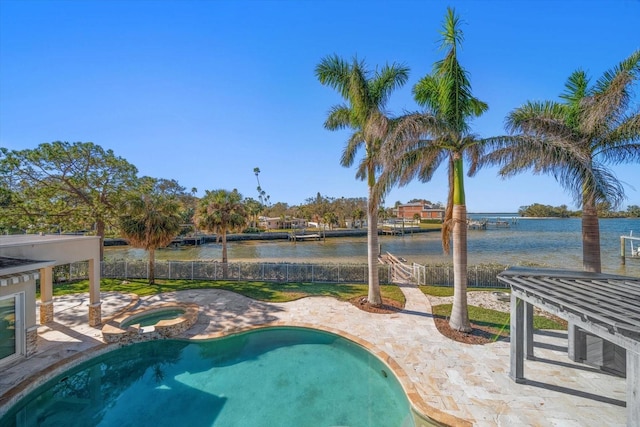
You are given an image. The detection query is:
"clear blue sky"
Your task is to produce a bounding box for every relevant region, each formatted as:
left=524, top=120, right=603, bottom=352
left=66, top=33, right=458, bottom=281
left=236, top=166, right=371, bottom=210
left=1, top=0, right=639, bottom=212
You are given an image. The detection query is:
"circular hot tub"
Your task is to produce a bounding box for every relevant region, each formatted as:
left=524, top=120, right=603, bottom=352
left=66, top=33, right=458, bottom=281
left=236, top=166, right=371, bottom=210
left=102, top=303, right=199, bottom=344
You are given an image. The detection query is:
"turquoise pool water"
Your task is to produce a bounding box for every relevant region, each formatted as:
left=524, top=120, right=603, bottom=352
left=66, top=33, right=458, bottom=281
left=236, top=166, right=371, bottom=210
left=120, top=308, right=185, bottom=328
left=1, top=327, right=415, bottom=427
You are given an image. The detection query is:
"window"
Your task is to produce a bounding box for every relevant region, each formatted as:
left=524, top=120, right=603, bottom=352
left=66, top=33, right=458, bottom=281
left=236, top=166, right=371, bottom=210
left=0, top=293, right=24, bottom=364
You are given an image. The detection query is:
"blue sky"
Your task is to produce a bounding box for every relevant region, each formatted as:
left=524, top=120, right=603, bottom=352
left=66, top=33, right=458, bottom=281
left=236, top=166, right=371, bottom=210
left=1, top=0, right=639, bottom=212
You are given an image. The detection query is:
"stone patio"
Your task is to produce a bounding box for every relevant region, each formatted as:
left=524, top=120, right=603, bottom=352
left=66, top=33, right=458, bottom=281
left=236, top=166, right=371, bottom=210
left=0, top=283, right=628, bottom=426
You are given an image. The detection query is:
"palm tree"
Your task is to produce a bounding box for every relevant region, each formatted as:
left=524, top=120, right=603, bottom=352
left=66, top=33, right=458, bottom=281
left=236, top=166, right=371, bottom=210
left=353, top=207, right=365, bottom=229
left=316, top=55, right=409, bottom=306
left=383, top=8, right=488, bottom=331
left=195, top=189, right=248, bottom=278
left=119, top=192, right=182, bottom=285
left=482, top=50, right=640, bottom=273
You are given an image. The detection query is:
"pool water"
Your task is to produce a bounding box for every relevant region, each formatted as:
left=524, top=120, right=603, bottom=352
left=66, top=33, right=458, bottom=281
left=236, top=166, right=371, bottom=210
left=120, top=309, right=185, bottom=328
left=1, top=327, right=415, bottom=427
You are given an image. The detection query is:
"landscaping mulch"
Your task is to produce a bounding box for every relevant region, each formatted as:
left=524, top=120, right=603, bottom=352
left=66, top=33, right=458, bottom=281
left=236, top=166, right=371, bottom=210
left=348, top=296, right=404, bottom=314
left=350, top=295, right=508, bottom=345
left=432, top=316, right=509, bottom=345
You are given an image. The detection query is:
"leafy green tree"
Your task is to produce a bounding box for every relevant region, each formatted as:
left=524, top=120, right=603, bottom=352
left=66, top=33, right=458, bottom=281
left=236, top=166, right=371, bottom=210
left=518, top=203, right=575, bottom=217
left=384, top=8, right=488, bottom=331
left=316, top=55, right=409, bottom=306
left=353, top=206, right=365, bottom=229
left=0, top=142, right=138, bottom=258
left=195, top=189, right=248, bottom=278
left=483, top=50, right=640, bottom=272
left=323, top=211, right=338, bottom=230
left=264, top=202, right=290, bottom=219
left=244, top=197, right=264, bottom=230
left=627, top=205, right=640, bottom=217
left=119, top=180, right=182, bottom=284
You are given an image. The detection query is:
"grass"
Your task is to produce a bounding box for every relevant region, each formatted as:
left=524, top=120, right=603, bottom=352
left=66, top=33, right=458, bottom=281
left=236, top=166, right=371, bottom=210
left=422, top=285, right=566, bottom=331
left=420, top=285, right=509, bottom=297
left=46, top=279, right=406, bottom=305
left=431, top=303, right=567, bottom=331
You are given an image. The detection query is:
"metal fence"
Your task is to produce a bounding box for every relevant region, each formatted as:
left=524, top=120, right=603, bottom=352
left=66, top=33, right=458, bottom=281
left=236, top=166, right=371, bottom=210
left=100, top=260, right=393, bottom=284
left=52, top=260, right=507, bottom=288
left=412, top=262, right=509, bottom=288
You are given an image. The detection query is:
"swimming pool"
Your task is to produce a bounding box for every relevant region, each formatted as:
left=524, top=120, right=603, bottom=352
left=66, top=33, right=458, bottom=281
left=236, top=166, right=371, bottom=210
left=1, top=327, right=415, bottom=426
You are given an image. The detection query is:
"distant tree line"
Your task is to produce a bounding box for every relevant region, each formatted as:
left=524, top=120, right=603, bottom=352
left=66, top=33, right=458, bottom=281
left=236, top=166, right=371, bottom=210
left=0, top=143, right=377, bottom=242
left=518, top=203, right=640, bottom=218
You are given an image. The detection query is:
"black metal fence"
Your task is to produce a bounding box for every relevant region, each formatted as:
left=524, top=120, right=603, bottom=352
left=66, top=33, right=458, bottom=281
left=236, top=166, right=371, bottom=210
left=412, top=262, right=508, bottom=288
left=52, top=260, right=508, bottom=287
left=100, top=260, right=393, bottom=284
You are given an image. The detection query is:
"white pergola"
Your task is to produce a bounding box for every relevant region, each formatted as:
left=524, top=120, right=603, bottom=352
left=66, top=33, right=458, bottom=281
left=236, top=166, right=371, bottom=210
left=498, top=267, right=640, bottom=427
left=0, top=235, right=102, bottom=326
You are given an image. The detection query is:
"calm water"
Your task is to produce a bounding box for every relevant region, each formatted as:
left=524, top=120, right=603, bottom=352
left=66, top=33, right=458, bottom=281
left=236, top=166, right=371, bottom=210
left=1, top=327, right=414, bottom=427
left=105, top=217, right=640, bottom=277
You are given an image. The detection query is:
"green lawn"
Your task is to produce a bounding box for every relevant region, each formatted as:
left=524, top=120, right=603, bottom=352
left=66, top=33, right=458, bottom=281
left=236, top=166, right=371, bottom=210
left=46, top=279, right=406, bottom=305
left=421, top=285, right=567, bottom=331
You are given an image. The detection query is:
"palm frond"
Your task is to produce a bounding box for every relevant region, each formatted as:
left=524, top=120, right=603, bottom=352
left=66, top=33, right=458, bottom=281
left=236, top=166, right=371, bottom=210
left=315, top=54, right=351, bottom=100
left=370, top=63, right=410, bottom=107
left=324, top=104, right=352, bottom=130
left=341, top=131, right=364, bottom=168
left=582, top=67, right=636, bottom=135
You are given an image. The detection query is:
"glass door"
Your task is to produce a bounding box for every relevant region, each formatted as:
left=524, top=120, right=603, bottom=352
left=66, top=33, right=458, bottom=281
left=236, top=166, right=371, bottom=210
left=0, top=293, right=24, bottom=364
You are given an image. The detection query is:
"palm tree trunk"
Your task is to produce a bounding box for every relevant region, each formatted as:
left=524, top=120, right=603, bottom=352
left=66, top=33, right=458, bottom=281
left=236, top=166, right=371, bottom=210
left=582, top=195, right=601, bottom=273
left=449, top=156, right=471, bottom=332
left=221, top=230, right=229, bottom=279
left=367, top=186, right=382, bottom=307
left=148, top=247, right=155, bottom=285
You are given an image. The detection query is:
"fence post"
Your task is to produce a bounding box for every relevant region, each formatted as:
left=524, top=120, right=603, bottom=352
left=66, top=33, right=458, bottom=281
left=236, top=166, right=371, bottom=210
left=286, top=264, right=289, bottom=282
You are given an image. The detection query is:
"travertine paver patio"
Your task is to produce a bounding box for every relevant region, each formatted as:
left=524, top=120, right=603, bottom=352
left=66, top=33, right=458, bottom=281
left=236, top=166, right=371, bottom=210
left=0, top=284, right=628, bottom=426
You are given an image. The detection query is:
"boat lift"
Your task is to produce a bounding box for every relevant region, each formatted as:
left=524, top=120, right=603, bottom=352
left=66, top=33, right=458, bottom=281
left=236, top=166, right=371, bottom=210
left=620, top=231, right=640, bottom=264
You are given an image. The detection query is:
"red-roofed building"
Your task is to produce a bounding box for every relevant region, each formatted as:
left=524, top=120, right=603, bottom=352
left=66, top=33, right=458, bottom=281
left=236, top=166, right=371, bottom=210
left=394, top=201, right=445, bottom=221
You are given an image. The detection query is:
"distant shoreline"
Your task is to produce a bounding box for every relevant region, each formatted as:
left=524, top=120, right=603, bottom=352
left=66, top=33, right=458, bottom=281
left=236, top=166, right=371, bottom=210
left=104, top=227, right=441, bottom=246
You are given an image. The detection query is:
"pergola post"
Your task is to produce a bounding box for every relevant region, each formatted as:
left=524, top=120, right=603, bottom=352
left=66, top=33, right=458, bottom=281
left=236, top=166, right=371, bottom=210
left=509, top=293, right=525, bottom=383
left=628, top=350, right=639, bottom=427
left=39, top=266, right=54, bottom=324
left=568, top=323, right=586, bottom=362
left=525, top=302, right=535, bottom=360
left=87, top=257, right=101, bottom=327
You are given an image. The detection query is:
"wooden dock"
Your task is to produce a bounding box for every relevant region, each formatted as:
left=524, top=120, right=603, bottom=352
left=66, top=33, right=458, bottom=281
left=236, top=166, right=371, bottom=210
left=289, top=233, right=322, bottom=242
left=168, top=236, right=205, bottom=247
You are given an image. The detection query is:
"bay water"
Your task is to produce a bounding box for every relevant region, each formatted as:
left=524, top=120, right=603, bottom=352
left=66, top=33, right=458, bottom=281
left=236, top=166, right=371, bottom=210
left=105, top=216, right=640, bottom=278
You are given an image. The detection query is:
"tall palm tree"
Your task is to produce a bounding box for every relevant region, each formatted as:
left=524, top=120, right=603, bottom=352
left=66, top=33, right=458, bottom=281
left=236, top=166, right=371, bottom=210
left=482, top=50, right=640, bottom=273
left=195, top=189, right=248, bottom=278
left=383, top=8, right=488, bottom=331
left=316, top=55, right=409, bottom=307
left=119, top=192, right=182, bottom=285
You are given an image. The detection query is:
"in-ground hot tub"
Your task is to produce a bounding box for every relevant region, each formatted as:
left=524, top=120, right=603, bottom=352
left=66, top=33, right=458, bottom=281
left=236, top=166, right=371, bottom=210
left=102, top=303, right=199, bottom=344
